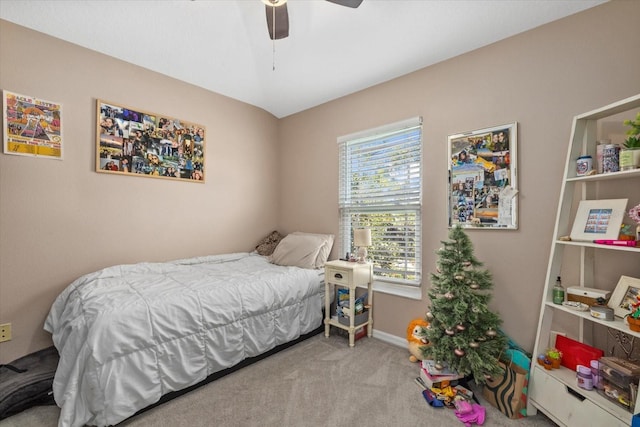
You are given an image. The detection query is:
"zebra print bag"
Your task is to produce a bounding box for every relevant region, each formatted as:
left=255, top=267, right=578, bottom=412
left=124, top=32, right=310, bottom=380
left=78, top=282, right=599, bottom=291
left=482, top=357, right=529, bottom=419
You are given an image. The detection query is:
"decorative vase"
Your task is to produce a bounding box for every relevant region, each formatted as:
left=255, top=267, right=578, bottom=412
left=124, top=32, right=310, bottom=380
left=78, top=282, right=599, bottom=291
left=627, top=316, right=640, bottom=332
left=619, top=148, right=640, bottom=170
left=550, top=357, right=561, bottom=369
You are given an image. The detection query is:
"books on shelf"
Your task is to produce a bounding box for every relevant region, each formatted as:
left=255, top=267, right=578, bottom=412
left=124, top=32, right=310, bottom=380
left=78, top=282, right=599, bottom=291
left=335, top=289, right=368, bottom=316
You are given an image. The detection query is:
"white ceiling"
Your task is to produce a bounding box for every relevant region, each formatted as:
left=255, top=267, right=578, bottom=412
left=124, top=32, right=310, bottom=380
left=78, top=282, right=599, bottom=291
left=0, top=0, right=607, bottom=118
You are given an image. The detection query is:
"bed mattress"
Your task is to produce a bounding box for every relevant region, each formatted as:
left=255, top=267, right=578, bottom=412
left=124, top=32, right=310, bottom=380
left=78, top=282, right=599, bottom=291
left=44, top=252, right=324, bottom=427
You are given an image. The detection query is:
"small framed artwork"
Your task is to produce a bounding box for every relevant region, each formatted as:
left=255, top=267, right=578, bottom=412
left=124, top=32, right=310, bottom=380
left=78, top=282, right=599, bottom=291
left=608, top=276, right=640, bottom=318
left=97, top=100, right=205, bottom=182
left=448, top=123, right=518, bottom=229
left=3, top=90, right=63, bottom=159
left=569, top=199, right=628, bottom=242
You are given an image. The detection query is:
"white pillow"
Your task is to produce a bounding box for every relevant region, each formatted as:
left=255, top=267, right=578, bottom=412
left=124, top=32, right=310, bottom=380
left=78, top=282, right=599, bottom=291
left=291, top=232, right=335, bottom=268
left=270, top=234, right=326, bottom=269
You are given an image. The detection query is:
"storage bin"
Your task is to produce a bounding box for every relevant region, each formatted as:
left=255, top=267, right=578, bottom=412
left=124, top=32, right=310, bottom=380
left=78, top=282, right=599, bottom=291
left=333, top=323, right=367, bottom=342
left=597, top=357, right=640, bottom=412
left=566, top=286, right=611, bottom=306
left=338, top=310, right=369, bottom=327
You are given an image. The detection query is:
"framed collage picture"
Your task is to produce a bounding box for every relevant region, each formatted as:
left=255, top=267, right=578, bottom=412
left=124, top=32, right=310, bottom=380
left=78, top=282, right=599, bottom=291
left=448, top=123, right=518, bottom=229
left=96, top=100, right=205, bottom=182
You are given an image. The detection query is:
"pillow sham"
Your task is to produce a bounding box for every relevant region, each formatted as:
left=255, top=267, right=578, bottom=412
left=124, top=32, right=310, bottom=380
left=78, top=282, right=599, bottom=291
left=270, top=233, right=326, bottom=269
left=255, top=230, right=284, bottom=256
left=291, top=231, right=334, bottom=268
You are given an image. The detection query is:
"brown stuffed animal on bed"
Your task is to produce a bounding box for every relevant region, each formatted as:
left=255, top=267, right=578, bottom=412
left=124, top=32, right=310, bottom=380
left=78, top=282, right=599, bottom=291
left=407, top=318, right=431, bottom=363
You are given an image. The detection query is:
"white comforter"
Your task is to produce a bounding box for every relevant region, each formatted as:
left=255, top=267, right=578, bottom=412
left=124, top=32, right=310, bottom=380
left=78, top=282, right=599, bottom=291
left=44, top=252, right=324, bottom=427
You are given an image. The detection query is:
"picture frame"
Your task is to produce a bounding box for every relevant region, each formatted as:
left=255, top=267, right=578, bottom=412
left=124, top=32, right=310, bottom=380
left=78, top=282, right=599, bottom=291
left=448, top=123, right=518, bottom=229
left=608, top=276, right=640, bottom=318
left=3, top=90, right=63, bottom=159
left=569, top=198, right=628, bottom=242
left=97, top=100, right=205, bottom=182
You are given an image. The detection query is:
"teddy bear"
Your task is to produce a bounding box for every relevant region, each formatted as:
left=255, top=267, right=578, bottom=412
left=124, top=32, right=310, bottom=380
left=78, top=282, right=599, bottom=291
left=407, top=318, right=430, bottom=362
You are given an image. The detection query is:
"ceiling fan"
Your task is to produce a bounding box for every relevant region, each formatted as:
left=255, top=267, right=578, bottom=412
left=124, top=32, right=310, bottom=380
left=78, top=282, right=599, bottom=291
left=262, top=0, right=364, bottom=40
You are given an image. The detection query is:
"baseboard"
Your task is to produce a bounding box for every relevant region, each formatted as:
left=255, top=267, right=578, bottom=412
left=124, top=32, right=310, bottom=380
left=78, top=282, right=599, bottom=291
left=371, top=328, right=405, bottom=348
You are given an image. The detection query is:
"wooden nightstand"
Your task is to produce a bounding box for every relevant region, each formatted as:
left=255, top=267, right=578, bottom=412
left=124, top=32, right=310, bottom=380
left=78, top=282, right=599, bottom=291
left=324, top=260, right=373, bottom=347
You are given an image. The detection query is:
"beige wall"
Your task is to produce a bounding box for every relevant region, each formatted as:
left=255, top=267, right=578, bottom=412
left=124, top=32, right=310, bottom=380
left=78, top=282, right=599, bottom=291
left=0, top=21, right=280, bottom=362
left=278, top=0, right=640, bottom=348
left=1, top=1, right=639, bottom=363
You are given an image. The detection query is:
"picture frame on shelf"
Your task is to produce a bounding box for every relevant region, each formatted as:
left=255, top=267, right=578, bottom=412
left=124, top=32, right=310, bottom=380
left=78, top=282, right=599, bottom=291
left=447, top=122, right=518, bottom=229
left=569, top=198, right=628, bottom=242
left=608, top=275, right=640, bottom=319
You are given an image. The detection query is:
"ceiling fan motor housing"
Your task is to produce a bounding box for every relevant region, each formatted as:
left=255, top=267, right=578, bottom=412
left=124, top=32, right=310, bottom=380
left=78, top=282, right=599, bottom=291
left=265, top=0, right=363, bottom=40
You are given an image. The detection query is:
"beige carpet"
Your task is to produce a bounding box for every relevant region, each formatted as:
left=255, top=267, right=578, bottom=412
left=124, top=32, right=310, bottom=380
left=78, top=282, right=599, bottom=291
left=0, top=333, right=556, bottom=426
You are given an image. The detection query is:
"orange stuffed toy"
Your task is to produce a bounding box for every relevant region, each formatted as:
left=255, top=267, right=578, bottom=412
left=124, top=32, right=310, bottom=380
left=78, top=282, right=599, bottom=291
left=407, top=318, right=430, bottom=362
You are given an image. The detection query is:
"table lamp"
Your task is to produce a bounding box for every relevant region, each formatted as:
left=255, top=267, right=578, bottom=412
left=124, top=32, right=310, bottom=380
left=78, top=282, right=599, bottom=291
left=354, top=228, right=372, bottom=264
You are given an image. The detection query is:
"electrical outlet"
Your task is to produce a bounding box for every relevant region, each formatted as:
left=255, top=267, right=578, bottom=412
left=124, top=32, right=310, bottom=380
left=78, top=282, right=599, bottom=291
left=0, top=323, right=12, bottom=342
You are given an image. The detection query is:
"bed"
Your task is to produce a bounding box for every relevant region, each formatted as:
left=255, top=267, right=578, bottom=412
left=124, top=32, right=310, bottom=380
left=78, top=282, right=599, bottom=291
left=44, top=232, right=333, bottom=427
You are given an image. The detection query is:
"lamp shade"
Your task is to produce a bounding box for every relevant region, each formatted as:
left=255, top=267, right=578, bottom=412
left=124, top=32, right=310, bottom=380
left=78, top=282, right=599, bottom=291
left=354, top=228, right=372, bottom=247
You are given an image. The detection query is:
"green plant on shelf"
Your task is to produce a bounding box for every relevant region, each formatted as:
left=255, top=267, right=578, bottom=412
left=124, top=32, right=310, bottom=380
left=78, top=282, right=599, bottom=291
left=623, top=112, right=640, bottom=149
left=546, top=348, right=562, bottom=360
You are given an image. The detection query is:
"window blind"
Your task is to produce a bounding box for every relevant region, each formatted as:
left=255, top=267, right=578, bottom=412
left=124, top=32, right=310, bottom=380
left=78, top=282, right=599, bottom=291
left=338, top=117, right=422, bottom=286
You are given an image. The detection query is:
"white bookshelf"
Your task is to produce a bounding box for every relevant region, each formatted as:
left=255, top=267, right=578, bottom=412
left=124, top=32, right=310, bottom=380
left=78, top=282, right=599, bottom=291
left=528, top=94, right=640, bottom=426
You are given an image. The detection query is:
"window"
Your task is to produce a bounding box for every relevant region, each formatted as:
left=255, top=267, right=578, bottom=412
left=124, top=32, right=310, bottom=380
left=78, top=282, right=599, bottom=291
left=338, top=117, right=422, bottom=286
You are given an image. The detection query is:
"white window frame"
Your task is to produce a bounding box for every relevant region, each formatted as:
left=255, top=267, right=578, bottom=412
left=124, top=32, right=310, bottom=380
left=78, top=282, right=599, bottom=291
left=338, top=117, right=422, bottom=297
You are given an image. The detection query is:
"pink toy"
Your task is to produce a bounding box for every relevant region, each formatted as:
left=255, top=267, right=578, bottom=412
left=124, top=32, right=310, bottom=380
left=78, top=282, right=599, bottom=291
left=454, top=399, right=473, bottom=414
left=454, top=403, right=486, bottom=427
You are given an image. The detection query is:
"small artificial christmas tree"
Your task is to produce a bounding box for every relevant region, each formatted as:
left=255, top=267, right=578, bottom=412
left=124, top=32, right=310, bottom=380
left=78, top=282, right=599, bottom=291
left=421, top=225, right=507, bottom=384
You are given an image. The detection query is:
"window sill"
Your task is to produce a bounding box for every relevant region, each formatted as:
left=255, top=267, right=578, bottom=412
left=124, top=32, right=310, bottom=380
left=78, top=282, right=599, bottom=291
left=372, top=279, right=422, bottom=300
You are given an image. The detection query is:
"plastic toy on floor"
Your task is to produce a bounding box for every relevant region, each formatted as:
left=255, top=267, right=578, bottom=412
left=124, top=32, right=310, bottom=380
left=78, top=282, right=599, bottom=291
left=406, top=318, right=430, bottom=362
left=421, top=388, right=444, bottom=407
left=454, top=401, right=485, bottom=427
left=454, top=398, right=473, bottom=414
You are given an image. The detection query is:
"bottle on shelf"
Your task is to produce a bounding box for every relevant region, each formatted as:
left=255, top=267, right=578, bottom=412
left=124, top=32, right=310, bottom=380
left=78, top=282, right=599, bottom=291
left=552, top=276, right=564, bottom=305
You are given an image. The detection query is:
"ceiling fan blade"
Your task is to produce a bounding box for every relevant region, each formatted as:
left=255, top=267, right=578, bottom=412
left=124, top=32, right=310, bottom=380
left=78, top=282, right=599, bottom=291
left=326, top=0, right=363, bottom=8
left=265, top=3, right=289, bottom=40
